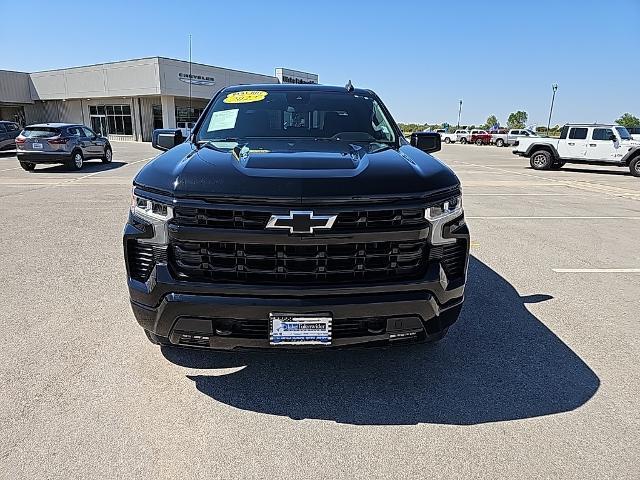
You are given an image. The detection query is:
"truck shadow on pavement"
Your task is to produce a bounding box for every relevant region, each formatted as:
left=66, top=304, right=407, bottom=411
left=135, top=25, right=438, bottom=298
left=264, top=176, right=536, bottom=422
left=28, top=161, right=126, bottom=174
left=162, top=257, right=600, bottom=425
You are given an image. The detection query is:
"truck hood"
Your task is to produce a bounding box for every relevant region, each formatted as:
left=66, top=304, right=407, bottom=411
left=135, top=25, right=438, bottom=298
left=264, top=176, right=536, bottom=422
left=134, top=139, right=459, bottom=201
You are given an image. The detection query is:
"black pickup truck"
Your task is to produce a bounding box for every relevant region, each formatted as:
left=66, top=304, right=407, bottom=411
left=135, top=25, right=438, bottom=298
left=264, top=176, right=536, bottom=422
left=123, top=84, right=469, bottom=350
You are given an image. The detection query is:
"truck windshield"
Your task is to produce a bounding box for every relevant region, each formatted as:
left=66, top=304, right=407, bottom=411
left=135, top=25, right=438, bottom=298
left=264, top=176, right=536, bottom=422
left=615, top=127, right=631, bottom=140
left=196, top=89, right=396, bottom=145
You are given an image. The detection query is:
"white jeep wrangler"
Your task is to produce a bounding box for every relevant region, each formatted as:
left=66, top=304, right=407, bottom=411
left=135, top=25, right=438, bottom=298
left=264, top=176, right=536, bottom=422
left=513, top=124, right=640, bottom=177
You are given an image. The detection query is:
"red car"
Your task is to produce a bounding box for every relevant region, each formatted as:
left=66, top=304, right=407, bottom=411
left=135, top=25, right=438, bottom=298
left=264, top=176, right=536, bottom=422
left=469, top=129, right=491, bottom=145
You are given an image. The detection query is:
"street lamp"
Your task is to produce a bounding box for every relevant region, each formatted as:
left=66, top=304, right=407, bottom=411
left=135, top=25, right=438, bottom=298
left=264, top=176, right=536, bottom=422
left=457, top=100, right=463, bottom=129
left=547, top=83, right=558, bottom=136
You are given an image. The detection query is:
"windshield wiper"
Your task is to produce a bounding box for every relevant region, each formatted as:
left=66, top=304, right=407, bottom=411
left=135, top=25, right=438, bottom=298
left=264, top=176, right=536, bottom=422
left=197, top=137, right=239, bottom=145
left=196, top=138, right=241, bottom=150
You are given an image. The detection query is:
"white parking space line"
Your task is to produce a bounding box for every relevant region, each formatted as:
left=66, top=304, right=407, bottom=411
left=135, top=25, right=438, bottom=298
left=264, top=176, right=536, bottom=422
left=553, top=268, right=640, bottom=273
left=464, top=193, right=588, bottom=196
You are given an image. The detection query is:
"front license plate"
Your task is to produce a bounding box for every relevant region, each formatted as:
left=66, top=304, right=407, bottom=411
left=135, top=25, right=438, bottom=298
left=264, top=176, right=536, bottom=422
left=32, top=142, right=43, bottom=149
left=269, top=313, right=332, bottom=346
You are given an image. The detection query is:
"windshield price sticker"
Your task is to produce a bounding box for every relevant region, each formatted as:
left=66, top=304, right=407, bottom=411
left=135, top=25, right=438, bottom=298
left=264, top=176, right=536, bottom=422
left=223, top=90, right=268, bottom=104
left=208, top=109, right=239, bottom=132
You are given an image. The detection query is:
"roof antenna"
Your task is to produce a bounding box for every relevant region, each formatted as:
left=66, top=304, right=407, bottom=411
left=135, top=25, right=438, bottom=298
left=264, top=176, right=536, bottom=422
left=345, top=80, right=354, bottom=92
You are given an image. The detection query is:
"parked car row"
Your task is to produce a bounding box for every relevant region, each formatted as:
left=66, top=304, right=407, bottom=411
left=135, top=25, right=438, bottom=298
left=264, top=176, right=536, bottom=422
left=439, top=128, right=539, bottom=146
left=11, top=123, right=112, bottom=171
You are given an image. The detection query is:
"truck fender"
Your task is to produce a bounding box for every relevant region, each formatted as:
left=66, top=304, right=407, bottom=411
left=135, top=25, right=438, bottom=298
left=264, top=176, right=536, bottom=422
left=525, top=143, right=559, bottom=159
left=621, top=146, right=640, bottom=165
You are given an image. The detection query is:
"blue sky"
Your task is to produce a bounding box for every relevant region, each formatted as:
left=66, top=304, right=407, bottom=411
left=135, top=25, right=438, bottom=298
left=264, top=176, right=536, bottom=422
left=1, top=0, right=638, bottom=126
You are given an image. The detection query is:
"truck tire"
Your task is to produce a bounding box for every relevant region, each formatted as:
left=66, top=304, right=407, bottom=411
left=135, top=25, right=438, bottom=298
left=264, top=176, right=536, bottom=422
left=460, top=137, right=467, bottom=144
left=496, top=138, right=504, bottom=147
left=530, top=150, right=552, bottom=170
left=629, top=156, right=640, bottom=177
left=475, top=138, right=483, bottom=146
left=444, top=137, right=451, bottom=144
left=19, top=161, right=36, bottom=171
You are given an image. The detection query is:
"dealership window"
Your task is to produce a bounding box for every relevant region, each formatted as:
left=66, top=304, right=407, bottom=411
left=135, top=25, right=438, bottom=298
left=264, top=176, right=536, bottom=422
left=175, top=106, right=203, bottom=125
left=89, top=104, right=133, bottom=136
left=152, top=105, right=163, bottom=130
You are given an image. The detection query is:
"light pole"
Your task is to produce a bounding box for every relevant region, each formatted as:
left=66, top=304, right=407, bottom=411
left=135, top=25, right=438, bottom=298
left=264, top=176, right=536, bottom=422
left=547, top=83, right=558, bottom=136
left=457, top=100, right=463, bottom=129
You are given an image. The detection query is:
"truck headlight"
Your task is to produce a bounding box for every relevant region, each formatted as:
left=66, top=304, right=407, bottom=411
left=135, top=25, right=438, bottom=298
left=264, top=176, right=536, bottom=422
left=131, top=190, right=173, bottom=221
left=425, top=195, right=462, bottom=221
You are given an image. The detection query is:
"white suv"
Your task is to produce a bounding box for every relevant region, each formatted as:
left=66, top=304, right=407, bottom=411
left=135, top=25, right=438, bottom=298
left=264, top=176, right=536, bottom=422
left=513, top=124, right=640, bottom=177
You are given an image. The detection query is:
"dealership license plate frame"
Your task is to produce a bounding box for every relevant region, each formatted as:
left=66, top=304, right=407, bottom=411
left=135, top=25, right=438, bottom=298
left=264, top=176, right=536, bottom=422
left=32, top=142, right=43, bottom=149
left=269, top=313, right=332, bottom=346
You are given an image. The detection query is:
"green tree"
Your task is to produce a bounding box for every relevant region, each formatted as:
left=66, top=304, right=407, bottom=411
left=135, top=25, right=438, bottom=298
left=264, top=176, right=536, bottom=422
left=507, top=111, right=528, bottom=129
left=616, top=113, right=640, bottom=128
left=484, top=115, right=499, bottom=130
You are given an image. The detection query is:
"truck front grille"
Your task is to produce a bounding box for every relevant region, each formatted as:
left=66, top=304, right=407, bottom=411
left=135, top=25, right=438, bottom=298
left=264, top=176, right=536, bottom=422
left=170, top=239, right=427, bottom=284
left=172, top=207, right=427, bottom=231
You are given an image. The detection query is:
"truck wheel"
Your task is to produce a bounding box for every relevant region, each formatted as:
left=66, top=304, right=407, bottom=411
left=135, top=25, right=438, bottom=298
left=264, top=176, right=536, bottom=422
left=530, top=150, right=552, bottom=170
left=630, top=157, right=640, bottom=177
left=19, top=161, right=36, bottom=171
left=144, top=329, right=171, bottom=346
left=444, top=137, right=451, bottom=144
left=475, top=138, right=483, bottom=146
left=629, top=155, right=640, bottom=177
left=496, top=138, right=504, bottom=147
left=460, top=137, right=467, bottom=144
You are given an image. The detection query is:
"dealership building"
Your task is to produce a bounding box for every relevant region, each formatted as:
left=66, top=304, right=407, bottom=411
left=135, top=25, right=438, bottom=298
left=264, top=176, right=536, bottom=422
left=0, top=58, right=318, bottom=142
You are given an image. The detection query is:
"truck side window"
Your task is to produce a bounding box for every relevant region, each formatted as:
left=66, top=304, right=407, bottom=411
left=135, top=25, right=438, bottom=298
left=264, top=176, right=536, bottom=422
left=569, top=128, right=588, bottom=140
left=592, top=128, right=613, bottom=141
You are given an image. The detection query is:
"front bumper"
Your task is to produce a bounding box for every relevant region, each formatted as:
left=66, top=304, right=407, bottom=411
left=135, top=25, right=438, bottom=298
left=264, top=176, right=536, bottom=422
left=124, top=209, right=469, bottom=350
left=17, top=151, right=72, bottom=163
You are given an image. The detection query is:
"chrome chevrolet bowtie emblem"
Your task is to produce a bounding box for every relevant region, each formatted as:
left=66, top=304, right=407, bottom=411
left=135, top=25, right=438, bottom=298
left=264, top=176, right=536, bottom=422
left=266, top=211, right=337, bottom=234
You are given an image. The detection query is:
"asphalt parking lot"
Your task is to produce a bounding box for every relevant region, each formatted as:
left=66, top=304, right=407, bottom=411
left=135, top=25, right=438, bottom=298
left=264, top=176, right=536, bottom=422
left=1, top=142, right=638, bottom=479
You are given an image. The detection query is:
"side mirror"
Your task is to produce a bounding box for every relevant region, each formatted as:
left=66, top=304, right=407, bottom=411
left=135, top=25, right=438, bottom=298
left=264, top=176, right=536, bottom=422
left=609, top=134, right=617, bottom=141
left=152, top=129, right=185, bottom=151
left=410, top=131, right=441, bottom=153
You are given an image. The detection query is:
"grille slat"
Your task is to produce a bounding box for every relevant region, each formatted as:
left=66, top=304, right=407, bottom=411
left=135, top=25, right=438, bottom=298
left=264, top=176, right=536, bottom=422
left=171, top=240, right=427, bottom=285
left=439, top=241, right=467, bottom=279
left=173, top=207, right=427, bottom=231
left=127, top=241, right=155, bottom=282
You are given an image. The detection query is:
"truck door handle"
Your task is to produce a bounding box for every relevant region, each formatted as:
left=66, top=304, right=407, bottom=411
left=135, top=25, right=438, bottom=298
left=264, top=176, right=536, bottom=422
left=568, top=142, right=575, bottom=146
left=589, top=144, right=596, bottom=147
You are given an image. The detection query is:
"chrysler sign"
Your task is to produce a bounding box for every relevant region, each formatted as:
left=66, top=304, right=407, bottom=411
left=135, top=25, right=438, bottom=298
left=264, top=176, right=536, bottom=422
left=178, top=72, right=215, bottom=86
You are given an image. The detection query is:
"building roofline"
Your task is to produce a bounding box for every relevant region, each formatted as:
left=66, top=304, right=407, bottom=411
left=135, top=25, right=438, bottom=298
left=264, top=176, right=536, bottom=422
left=28, top=56, right=277, bottom=79
left=0, top=69, right=30, bottom=74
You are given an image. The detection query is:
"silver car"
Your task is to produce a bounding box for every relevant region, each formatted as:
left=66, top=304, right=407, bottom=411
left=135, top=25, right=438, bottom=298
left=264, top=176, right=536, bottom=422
left=15, top=123, right=112, bottom=171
